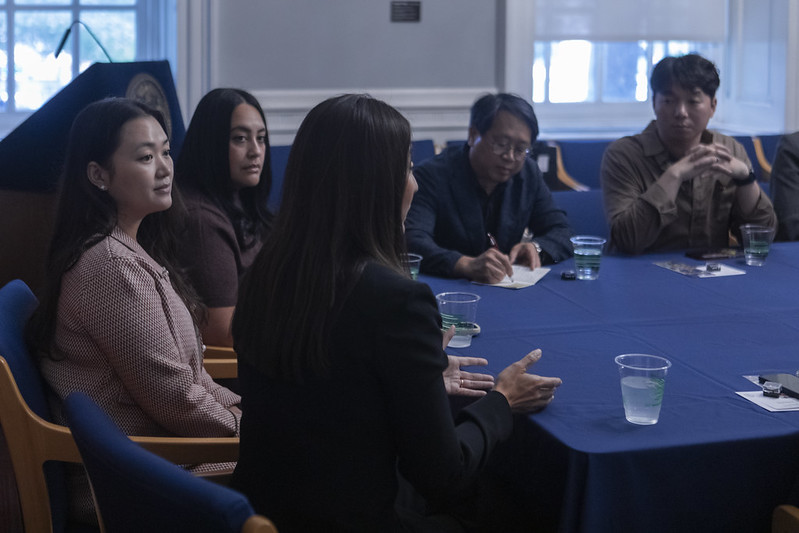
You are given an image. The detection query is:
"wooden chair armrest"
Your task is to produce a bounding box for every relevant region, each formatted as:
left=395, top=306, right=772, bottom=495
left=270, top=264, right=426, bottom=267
left=204, top=357, right=238, bottom=379
left=242, top=514, right=280, bottom=533
left=773, top=504, right=799, bottom=533
left=132, top=435, right=240, bottom=464
left=204, top=345, right=236, bottom=359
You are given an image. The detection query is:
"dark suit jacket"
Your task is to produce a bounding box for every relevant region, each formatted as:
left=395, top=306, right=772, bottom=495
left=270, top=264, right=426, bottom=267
left=771, top=132, right=799, bottom=240
left=405, top=144, right=572, bottom=277
left=231, top=262, right=513, bottom=532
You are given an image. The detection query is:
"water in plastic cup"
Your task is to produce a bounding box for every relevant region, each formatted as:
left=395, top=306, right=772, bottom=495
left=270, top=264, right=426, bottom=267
left=614, top=354, right=671, bottom=425
left=570, top=235, right=607, bottom=280
left=403, top=253, right=422, bottom=280
left=740, top=224, right=775, bottom=266
left=435, top=292, right=480, bottom=348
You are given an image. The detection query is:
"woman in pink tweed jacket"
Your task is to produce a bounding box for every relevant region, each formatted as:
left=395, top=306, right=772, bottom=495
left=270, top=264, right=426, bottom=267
left=27, top=98, right=241, bottom=526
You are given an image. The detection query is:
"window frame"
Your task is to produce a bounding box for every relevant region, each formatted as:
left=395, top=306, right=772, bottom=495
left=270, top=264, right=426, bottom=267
left=502, top=0, right=727, bottom=137
left=526, top=38, right=728, bottom=137
left=504, top=0, right=797, bottom=136
left=532, top=39, right=724, bottom=105
left=0, top=0, right=175, bottom=138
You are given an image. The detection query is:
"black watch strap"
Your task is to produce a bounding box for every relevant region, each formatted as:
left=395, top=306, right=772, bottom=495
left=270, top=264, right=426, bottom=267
left=733, top=170, right=757, bottom=186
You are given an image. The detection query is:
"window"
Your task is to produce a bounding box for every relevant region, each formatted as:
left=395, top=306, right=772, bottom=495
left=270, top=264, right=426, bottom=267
left=0, top=0, right=175, bottom=117
left=533, top=40, right=724, bottom=105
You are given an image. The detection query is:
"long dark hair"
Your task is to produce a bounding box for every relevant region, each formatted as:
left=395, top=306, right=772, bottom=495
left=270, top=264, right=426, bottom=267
left=175, top=88, right=273, bottom=249
left=232, top=94, right=411, bottom=381
left=27, top=97, right=201, bottom=358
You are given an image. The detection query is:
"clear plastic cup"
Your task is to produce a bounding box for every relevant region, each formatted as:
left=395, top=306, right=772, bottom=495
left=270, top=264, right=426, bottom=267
left=403, top=253, right=422, bottom=280
left=740, top=224, right=775, bottom=266
left=615, top=354, right=672, bottom=425
left=570, top=235, right=607, bottom=280
left=435, top=292, right=480, bottom=348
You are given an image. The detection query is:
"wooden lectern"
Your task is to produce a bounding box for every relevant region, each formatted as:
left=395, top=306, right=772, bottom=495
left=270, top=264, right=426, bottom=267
left=0, top=61, right=185, bottom=293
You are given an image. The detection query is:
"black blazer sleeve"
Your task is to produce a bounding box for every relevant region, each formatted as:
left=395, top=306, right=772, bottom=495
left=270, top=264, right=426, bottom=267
left=772, top=132, right=799, bottom=241
left=371, top=271, right=513, bottom=502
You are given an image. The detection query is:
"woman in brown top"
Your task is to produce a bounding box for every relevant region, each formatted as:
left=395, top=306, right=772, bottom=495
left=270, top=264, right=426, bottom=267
left=175, top=89, right=274, bottom=346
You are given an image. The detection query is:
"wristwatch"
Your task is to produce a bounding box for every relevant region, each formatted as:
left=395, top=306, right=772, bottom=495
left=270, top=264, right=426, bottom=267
left=532, top=241, right=542, bottom=254
left=732, top=170, right=757, bottom=186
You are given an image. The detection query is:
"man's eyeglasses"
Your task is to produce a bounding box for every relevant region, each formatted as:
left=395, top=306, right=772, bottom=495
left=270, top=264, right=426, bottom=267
left=487, top=138, right=532, bottom=161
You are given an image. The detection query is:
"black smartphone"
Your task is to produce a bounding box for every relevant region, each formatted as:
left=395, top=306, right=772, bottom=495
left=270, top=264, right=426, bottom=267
left=685, top=248, right=744, bottom=260
left=759, top=373, right=799, bottom=399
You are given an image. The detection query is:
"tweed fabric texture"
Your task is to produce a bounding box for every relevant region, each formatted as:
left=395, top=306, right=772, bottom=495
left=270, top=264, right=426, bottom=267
left=40, top=226, right=240, bottom=524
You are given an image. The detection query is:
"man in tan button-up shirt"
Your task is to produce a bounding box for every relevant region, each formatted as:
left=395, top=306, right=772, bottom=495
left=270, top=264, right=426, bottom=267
left=601, top=53, right=776, bottom=254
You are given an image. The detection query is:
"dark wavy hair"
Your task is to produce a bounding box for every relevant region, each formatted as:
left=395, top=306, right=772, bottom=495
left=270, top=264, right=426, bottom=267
left=232, top=94, right=411, bottom=381
left=650, top=54, right=720, bottom=99
left=27, top=97, right=201, bottom=358
left=470, top=93, right=540, bottom=141
left=175, top=88, right=273, bottom=250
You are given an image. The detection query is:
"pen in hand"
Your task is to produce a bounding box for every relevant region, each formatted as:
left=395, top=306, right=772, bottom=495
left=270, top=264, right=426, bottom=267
left=487, top=232, right=499, bottom=250
left=487, top=232, right=514, bottom=282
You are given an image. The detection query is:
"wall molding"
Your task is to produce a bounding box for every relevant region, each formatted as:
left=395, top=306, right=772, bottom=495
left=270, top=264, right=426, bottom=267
left=787, top=0, right=799, bottom=130
left=251, top=87, right=496, bottom=146
left=176, top=0, right=213, bottom=124
left=501, top=0, right=535, bottom=97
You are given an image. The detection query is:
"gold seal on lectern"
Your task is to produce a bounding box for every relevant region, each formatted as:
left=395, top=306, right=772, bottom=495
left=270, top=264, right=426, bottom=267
left=126, top=73, right=172, bottom=139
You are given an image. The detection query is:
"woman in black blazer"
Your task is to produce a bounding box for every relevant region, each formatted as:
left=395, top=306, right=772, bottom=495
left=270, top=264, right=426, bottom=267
left=231, top=94, right=562, bottom=532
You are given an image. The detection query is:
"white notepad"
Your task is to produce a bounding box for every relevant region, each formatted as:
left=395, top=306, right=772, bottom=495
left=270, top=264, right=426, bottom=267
left=473, top=265, right=551, bottom=290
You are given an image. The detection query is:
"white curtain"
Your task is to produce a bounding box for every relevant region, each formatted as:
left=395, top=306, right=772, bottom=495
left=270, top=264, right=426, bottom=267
left=533, top=0, right=727, bottom=41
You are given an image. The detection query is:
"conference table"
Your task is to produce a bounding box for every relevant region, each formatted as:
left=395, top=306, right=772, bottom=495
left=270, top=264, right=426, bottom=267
left=421, top=243, right=799, bottom=533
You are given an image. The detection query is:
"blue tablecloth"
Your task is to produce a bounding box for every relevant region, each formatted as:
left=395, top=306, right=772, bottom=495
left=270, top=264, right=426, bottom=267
left=421, top=243, right=799, bottom=533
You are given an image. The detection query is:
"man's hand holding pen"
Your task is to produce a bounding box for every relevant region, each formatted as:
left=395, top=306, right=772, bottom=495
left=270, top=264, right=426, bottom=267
left=452, top=232, right=522, bottom=283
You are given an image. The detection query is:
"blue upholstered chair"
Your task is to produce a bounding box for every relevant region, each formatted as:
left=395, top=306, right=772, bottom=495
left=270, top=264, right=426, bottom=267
left=0, top=279, right=81, bottom=533
left=551, top=189, right=609, bottom=239
left=63, top=392, right=277, bottom=533
left=532, top=140, right=571, bottom=192
left=446, top=139, right=467, bottom=148
left=733, top=135, right=763, bottom=181
left=0, top=279, right=241, bottom=532
left=733, top=135, right=782, bottom=195
left=759, top=134, right=784, bottom=166
left=755, top=133, right=785, bottom=183
left=411, top=139, right=436, bottom=166
left=555, top=139, right=613, bottom=190
left=268, top=144, right=292, bottom=211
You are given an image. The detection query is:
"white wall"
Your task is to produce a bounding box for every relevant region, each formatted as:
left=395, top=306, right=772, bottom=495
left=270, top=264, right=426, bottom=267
left=720, top=0, right=789, bottom=133
left=177, top=0, right=799, bottom=146
left=178, top=0, right=499, bottom=145
left=213, top=0, right=495, bottom=90
left=504, top=0, right=796, bottom=138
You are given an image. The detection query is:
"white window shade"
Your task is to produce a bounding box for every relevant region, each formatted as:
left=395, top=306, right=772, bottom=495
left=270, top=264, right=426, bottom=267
left=534, top=0, right=727, bottom=41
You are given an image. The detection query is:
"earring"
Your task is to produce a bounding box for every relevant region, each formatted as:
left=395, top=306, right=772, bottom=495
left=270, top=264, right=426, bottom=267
left=99, top=185, right=107, bottom=191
